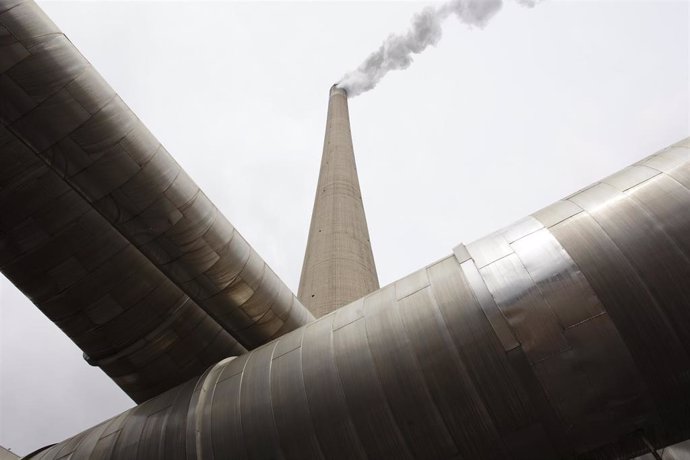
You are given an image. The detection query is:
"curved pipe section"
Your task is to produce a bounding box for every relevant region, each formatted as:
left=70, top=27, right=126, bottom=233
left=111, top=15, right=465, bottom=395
left=0, top=0, right=314, bottom=351
left=29, top=139, right=690, bottom=458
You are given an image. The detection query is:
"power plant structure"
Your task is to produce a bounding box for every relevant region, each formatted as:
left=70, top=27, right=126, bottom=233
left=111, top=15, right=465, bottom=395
left=1, top=1, right=690, bottom=459
left=298, top=85, right=379, bottom=318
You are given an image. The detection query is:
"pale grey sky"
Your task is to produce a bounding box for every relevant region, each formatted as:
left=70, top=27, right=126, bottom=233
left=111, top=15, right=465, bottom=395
left=1, top=0, right=688, bottom=455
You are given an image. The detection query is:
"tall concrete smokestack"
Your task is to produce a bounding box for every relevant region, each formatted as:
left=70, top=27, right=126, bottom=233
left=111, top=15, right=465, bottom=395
left=297, top=85, right=379, bottom=318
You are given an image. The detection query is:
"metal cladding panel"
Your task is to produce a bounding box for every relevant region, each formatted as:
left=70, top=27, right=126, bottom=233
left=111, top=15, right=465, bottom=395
left=569, top=183, right=690, bottom=359
left=466, top=230, right=514, bottom=268
left=478, top=252, right=569, bottom=361
left=471, top=220, right=648, bottom=451
left=333, top=305, right=413, bottom=458
left=184, top=357, right=232, bottom=459
left=624, top=174, right=690, bottom=259
left=641, top=147, right=690, bottom=174
left=240, top=343, right=284, bottom=460
left=0, top=0, right=313, bottom=354
left=511, top=228, right=604, bottom=327
left=209, top=355, right=249, bottom=460
left=459, top=257, right=519, bottom=351
left=509, top=228, right=648, bottom=446
left=300, top=314, right=368, bottom=459
left=297, top=85, right=380, bottom=318
left=398, top=270, right=505, bottom=460
left=0, top=1, right=60, bottom=48
left=8, top=34, right=88, bottom=103
left=270, top=328, right=325, bottom=460
left=434, top=257, right=535, bottom=435
left=365, top=287, right=457, bottom=458
left=532, top=200, right=583, bottom=228
left=667, top=163, right=690, bottom=190
left=550, top=213, right=690, bottom=406
left=601, top=165, right=660, bottom=192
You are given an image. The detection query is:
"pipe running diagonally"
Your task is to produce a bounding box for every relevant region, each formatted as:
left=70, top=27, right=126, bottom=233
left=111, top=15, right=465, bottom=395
left=0, top=0, right=314, bottom=353
left=29, top=139, right=690, bottom=459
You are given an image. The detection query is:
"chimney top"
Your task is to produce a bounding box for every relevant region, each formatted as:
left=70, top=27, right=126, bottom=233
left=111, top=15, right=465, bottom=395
left=330, top=84, right=347, bottom=98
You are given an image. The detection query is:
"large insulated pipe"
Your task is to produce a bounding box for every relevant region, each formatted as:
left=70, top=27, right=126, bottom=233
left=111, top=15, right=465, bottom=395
left=0, top=0, right=314, bottom=351
left=0, top=1, right=248, bottom=403
left=29, top=139, right=690, bottom=459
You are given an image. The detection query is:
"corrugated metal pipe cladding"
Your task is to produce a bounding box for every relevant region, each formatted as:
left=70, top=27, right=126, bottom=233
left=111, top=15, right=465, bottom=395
left=0, top=0, right=314, bottom=405
left=28, top=138, right=690, bottom=459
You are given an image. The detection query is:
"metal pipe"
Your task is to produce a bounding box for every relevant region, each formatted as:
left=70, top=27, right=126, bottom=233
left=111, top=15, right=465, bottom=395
left=28, top=139, right=690, bottom=459
left=0, top=0, right=314, bottom=354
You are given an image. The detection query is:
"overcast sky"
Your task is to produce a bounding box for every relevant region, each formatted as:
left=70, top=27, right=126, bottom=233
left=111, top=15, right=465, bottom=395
left=1, top=0, right=688, bottom=455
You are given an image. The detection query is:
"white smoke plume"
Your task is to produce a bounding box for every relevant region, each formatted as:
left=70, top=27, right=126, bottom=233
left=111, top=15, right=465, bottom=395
left=337, top=0, right=540, bottom=97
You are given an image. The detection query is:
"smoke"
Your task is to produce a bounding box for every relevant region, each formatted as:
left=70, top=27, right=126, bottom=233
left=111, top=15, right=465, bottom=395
left=337, top=0, right=541, bottom=97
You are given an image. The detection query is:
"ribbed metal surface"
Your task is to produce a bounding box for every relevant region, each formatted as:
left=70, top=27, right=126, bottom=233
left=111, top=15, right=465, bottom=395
left=297, top=85, right=379, bottom=318
left=0, top=0, right=314, bottom=356
left=30, top=138, right=690, bottom=459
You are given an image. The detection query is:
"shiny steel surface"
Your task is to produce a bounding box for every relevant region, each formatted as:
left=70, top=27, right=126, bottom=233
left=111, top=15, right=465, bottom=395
left=30, top=139, right=690, bottom=459
left=0, top=0, right=314, bottom=357
left=297, top=85, right=379, bottom=318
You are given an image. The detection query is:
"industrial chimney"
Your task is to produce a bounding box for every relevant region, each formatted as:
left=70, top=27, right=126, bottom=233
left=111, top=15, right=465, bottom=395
left=297, top=85, right=380, bottom=318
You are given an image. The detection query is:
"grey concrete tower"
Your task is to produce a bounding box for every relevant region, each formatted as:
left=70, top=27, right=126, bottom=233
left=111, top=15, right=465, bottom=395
left=297, top=85, right=380, bottom=318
